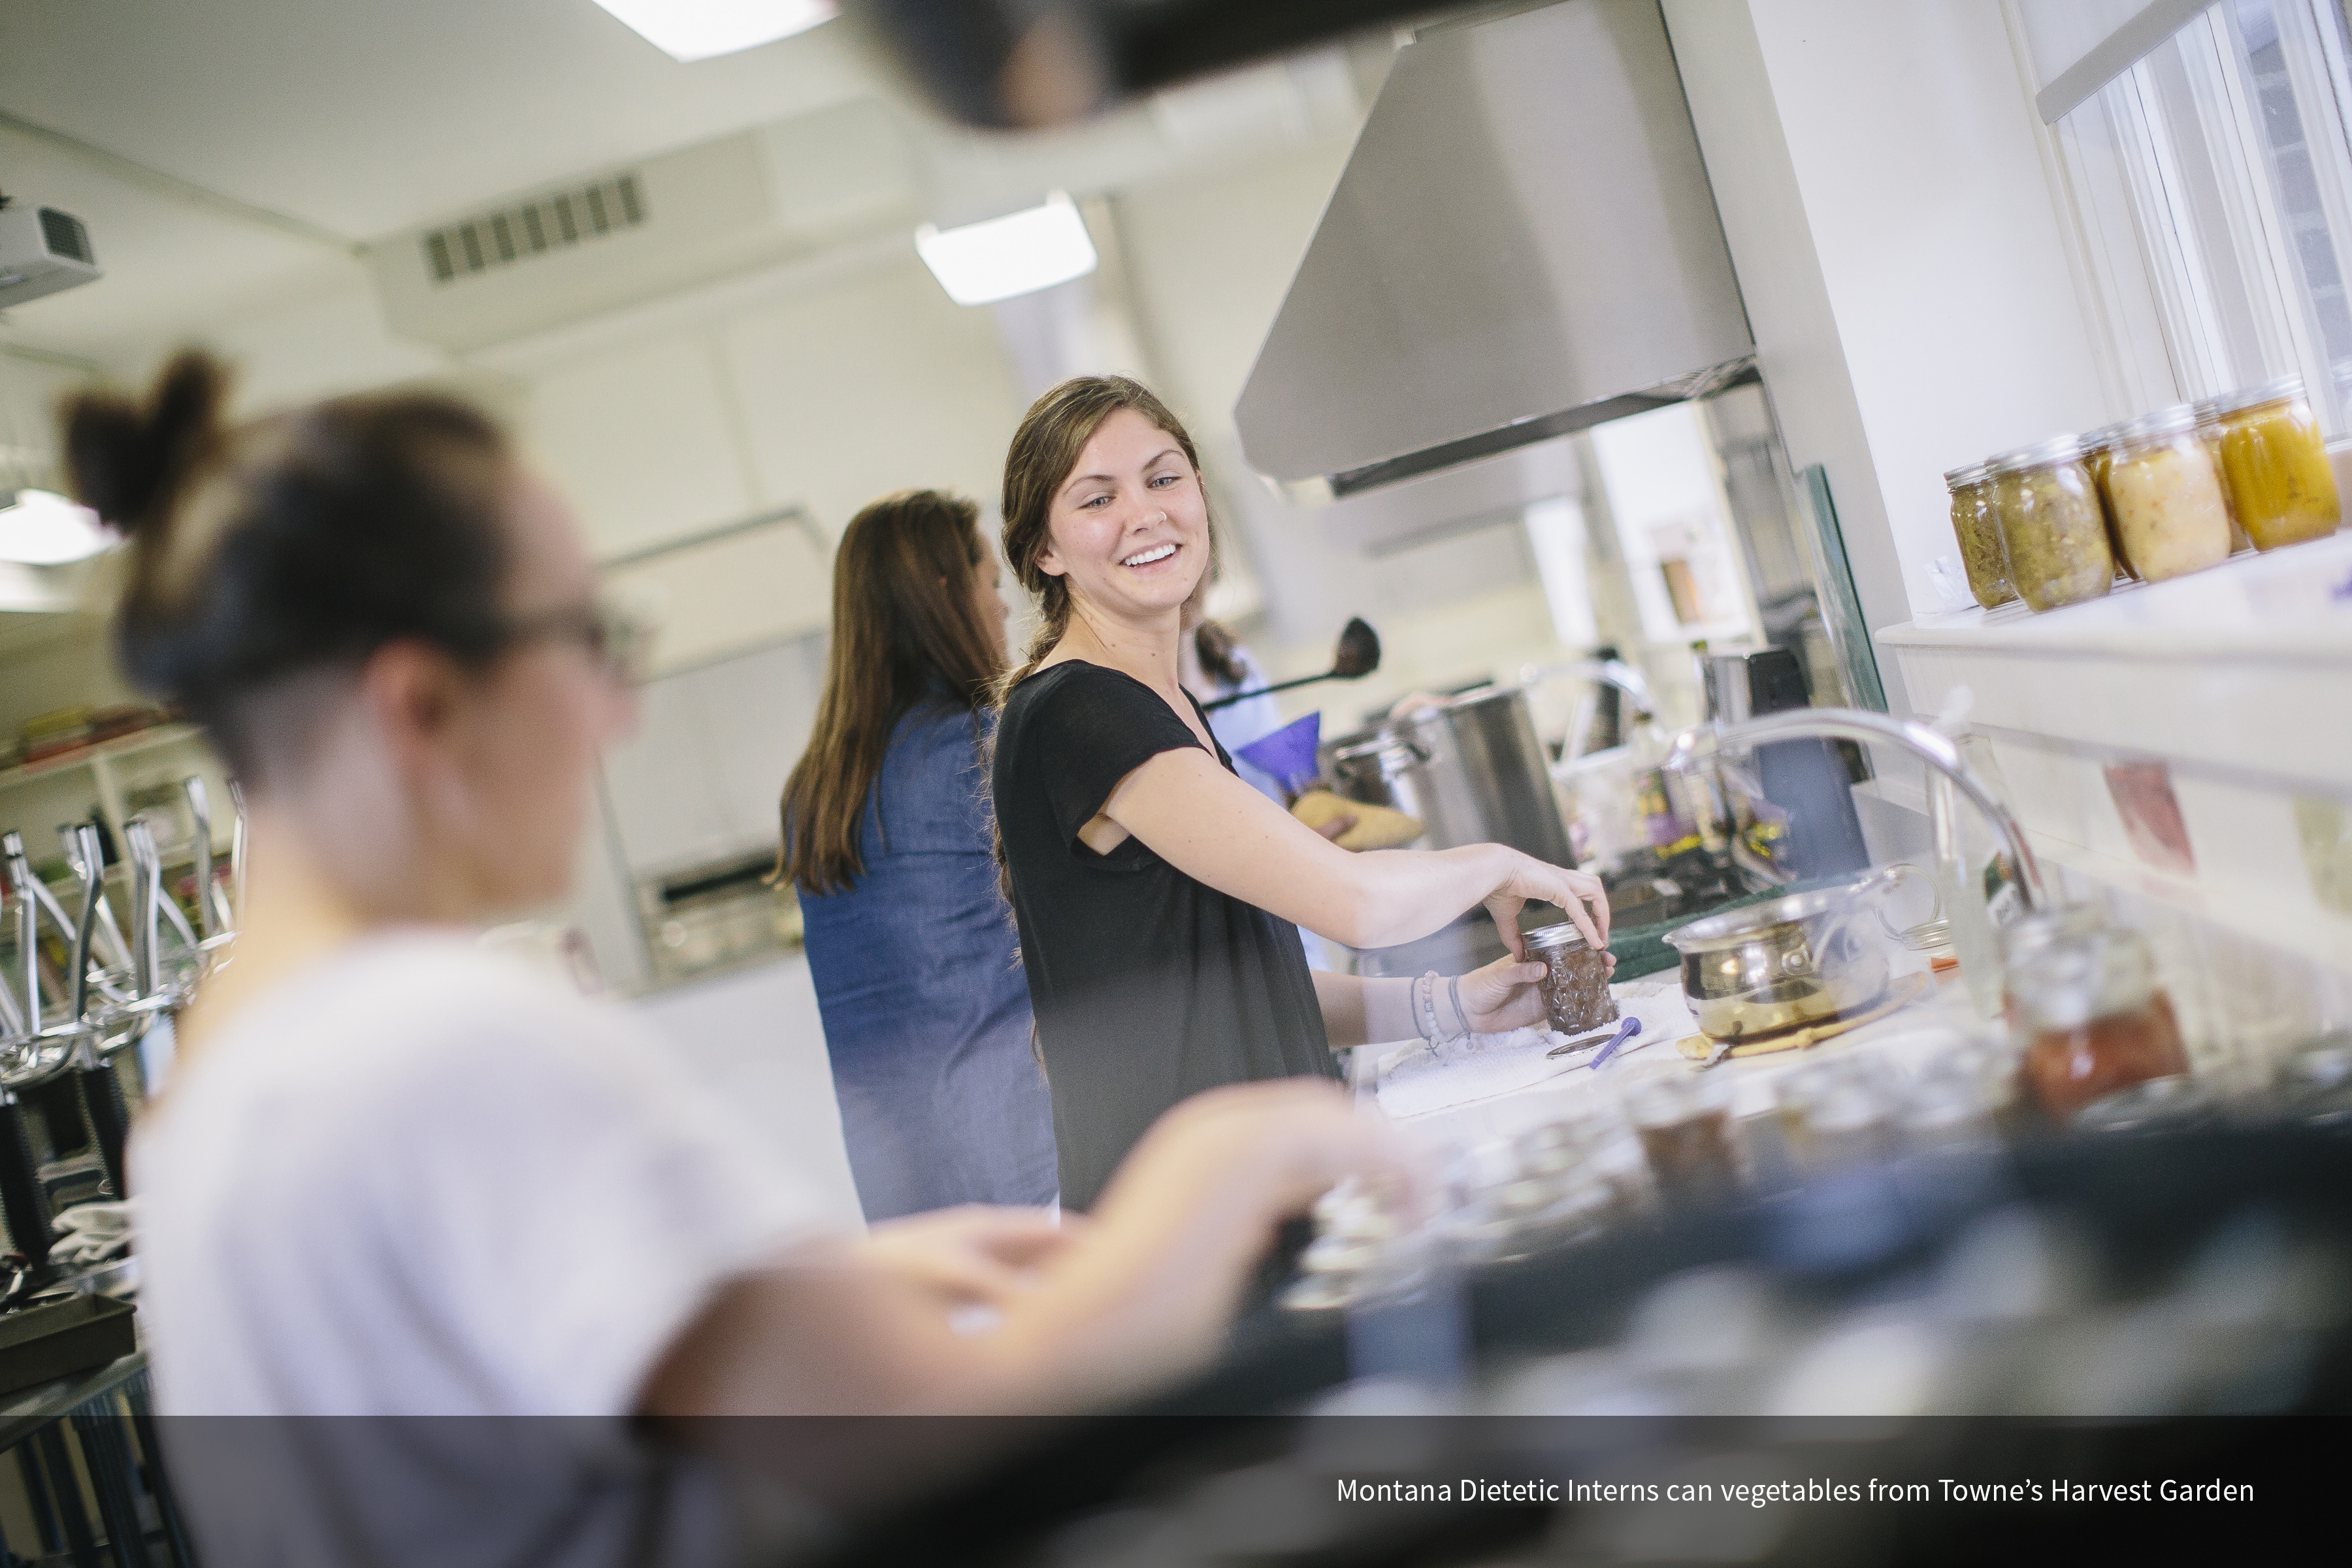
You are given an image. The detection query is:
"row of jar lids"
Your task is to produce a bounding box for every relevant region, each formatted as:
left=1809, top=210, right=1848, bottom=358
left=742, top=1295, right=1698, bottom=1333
left=1942, top=374, right=2308, bottom=487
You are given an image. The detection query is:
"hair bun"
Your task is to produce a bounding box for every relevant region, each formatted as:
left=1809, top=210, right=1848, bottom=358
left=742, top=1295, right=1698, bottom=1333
left=62, top=349, right=231, bottom=533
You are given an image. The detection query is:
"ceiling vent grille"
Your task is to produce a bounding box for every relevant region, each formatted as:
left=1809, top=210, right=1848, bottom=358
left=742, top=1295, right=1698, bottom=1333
left=422, top=173, right=646, bottom=286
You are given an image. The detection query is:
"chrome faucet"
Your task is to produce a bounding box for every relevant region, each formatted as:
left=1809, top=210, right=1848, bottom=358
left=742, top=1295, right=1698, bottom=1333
left=1661, top=706, right=2046, bottom=909
left=1520, top=657, right=1654, bottom=717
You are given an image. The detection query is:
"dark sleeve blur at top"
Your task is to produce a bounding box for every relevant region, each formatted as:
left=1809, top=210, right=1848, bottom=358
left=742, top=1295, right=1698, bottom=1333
left=1027, top=664, right=1207, bottom=847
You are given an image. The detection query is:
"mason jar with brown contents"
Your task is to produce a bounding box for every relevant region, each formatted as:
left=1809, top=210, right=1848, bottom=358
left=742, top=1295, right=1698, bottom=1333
left=1943, top=461, right=2016, bottom=609
left=2008, top=925, right=2189, bottom=1124
left=1991, top=436, right=2113, bottom=612
left=2103, top=404, right=2233, bottom=581
left=2215, top=376, right=2342, bottom=549
left=1524, top=921, right=1618, bottom=1036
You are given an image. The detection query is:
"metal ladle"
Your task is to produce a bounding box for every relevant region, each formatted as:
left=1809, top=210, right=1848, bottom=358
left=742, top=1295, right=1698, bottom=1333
left=1199, top=617, right=1380, bottom=712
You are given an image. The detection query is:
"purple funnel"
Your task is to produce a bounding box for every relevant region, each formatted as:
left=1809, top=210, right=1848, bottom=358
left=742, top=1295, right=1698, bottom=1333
left=1235, top=712, right=1323, bottom=795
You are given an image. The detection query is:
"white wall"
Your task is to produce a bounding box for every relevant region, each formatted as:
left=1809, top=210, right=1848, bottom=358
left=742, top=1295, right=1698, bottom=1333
left=1664, top=0, right=2114, bottom=704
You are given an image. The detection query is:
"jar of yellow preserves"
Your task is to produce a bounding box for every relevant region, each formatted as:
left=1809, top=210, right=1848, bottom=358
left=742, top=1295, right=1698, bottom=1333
left=1991, top=436, right=2113, bottom=612
left=2215, top=376, right=2340, bottom=550
left=1943, top=461, right=2015, bottom=610
left=2104, top=406, right=2232, bottom=582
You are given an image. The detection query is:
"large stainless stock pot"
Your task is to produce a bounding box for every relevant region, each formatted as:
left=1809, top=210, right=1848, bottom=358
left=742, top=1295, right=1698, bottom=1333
left=1320, top=685, right=1574, bottom=866
left=1663, top=864, right=1938, bottom=1042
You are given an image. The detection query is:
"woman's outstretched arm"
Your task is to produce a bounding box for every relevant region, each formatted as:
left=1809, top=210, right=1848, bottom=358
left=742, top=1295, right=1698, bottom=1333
left=1086, top=748, right=1609, bottom=954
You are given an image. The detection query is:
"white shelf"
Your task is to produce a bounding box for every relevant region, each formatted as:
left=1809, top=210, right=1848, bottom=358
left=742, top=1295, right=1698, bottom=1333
left=1877, top=532, right=2352, bottom=793
left=0, top=723, right=204, bottom=792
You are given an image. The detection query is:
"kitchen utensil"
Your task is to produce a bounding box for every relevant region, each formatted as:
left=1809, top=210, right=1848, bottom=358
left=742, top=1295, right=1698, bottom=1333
left=1233, top=711, right=1323, bottom=793
left=1593, top=1017, right=1642, bottom=1068
left=1663, top=864, right=1937, bottom=1043
left=1200, top=618, right=1379, bottom=711
left=1323, top=684, right=1574, bottom=867
left=1546, top=1015, right=1633, bottom=1060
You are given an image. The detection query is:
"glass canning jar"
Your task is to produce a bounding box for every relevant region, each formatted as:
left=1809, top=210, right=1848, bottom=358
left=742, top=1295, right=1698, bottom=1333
left=1944, top=461, right=2016, bottom=609
left=2191, top=399, right=2253, bottom=551
left=2078, top=421, right=2138, bottom=581
left=1991, top=436, right=2113, bottom=612
left=2215, top=376, right=2341, bottom=549
left=2102, top=405, right=2233, bottom=581
left=2008, top=925, right=2189, bottom=1124
left=1523, top=921, right=1618, bottom=1036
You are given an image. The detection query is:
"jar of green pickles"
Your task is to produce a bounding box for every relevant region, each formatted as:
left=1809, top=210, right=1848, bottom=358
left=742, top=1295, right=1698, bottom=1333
left=2104, top=405, right=2232, bottom=581
left=2215, top=376, right=2342, bottom=550
left=1942, top=461, right=2016, bottom=610
left=1991, top=436, right=2114, bottom=612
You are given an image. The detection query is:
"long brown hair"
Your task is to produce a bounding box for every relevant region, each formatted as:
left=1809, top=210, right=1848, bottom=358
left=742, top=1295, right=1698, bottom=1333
left=989, top=376, right=1216, bottom=902
left=780, top=491, right=1004, bottom=894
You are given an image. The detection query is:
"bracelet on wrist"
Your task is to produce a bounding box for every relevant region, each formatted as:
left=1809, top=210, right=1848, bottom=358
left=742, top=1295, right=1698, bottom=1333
left=1448, top=973, right=1469, bottom=1038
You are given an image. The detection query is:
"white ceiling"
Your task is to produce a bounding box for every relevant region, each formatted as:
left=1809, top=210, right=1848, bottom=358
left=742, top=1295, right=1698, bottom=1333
left=0, top=3, right=1377, bottom=368
left=0, top=1, right=879, bottom=237
left=0, top=1, right=884, bottom=361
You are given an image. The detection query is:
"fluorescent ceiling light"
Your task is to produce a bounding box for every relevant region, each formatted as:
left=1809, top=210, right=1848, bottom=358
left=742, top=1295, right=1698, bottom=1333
left=589, top=0, right=836, bottom=63
left=916, top=193, right=1100, bottom=306
left=0, top=489, right=114, bottom=566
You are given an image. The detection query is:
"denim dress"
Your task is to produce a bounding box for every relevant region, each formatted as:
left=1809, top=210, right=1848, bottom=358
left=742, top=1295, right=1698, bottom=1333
left=796, top=699, right=1058, bottom=1221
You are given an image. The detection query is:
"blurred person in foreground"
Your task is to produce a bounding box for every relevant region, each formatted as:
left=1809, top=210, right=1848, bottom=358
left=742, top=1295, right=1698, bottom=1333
left=782, top=490, right=1057, bottom=1221
left=70, top=353, right=1410, bottom=1563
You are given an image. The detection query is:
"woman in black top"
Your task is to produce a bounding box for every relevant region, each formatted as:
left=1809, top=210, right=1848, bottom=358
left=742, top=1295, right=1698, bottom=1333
left=992, top=378, right=1612, bottom=1209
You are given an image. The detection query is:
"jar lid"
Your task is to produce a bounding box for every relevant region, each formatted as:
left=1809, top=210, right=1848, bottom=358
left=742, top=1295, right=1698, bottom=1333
left=1522, top=921, right=1592, bottom=953
left=2212, top=374, right=2306, bottom=416
left=1997, top=902, right=2107, bottom=967
left=2116, top=404, right=2198, bottom=441
left=2078, top=420, right=2132, bottom=451
left=1941, top=461, right=1990, bottom=487
left=1989, top=434, right=2083, bottom=474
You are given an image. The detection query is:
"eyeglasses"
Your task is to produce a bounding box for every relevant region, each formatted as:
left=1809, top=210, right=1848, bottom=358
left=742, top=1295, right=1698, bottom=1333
left=488, top=595, right=661, bottom=685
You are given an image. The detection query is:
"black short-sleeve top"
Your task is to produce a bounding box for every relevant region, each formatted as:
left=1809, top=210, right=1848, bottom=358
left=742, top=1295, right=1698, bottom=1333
left=991, top=661, right=1337, bottom=1209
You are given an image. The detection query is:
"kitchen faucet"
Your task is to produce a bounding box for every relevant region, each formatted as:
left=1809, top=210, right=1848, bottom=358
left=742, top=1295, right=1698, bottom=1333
left=1661, top=706, right=2047, bottom=910
left=1520, top=657, right=1654, bottom=717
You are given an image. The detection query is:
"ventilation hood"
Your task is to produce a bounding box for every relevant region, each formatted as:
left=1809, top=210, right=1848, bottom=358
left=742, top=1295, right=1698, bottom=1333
left=1235, top=0, right=1754, bottom=505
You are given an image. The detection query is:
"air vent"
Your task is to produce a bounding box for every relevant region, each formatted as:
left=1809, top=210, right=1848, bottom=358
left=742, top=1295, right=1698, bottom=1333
left=421, top=174, right=646, bottom=286
left=38, top=208, right=93, bottom=265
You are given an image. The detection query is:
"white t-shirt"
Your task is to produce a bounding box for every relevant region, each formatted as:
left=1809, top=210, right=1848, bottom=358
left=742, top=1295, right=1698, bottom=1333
left=133, top=932, right=831, bottom=1563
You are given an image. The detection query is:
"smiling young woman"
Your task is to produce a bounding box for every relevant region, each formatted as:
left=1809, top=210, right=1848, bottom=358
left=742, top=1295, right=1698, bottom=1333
left=990, top=377, right=1614, bottom=1211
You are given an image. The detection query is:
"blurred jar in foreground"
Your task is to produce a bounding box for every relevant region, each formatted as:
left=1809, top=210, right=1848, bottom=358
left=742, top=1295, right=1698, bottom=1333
left=1943, top=461, right=2016, bottom=610
left=1774, top=1056, right=1899, bottom=1170
left=2008, top=924, right=2189, bottom=1124
left=1992, top=436, right=2113, bottom=612
left=1627, top=1073, right=1742, bottom=1203
left=2215, top=376, right=2341, bottom=550
left=2102, top=405, right=2234, bottom=581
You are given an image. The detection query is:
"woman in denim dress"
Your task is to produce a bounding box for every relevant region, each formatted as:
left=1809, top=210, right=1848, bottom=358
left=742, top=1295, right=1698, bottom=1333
left=781, top=491, right=1056, bottom=1220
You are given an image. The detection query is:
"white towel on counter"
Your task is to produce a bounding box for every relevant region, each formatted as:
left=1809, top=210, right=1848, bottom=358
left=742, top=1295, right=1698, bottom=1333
left=1373, top=981, right=1698, bottom=1121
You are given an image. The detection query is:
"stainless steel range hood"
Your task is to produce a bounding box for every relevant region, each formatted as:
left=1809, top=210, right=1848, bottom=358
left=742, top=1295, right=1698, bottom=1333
left=1235, top=0, right=1754, bottom=505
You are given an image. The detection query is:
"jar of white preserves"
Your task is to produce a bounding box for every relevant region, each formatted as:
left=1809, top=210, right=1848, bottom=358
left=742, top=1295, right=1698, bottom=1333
left=2103, top=404, right=2233, bottom=581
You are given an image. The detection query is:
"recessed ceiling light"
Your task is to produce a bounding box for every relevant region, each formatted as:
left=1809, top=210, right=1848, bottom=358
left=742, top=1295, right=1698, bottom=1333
left=589, top=1, right=837, bottom=63
left=915, top=193, right=1100, bottom=307
left=0, top=489, right=114, bottom=566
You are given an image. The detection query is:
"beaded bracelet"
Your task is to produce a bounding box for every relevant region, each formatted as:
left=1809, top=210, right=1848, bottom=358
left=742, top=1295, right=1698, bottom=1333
left=1418, top=970, right=1446, bottom=1045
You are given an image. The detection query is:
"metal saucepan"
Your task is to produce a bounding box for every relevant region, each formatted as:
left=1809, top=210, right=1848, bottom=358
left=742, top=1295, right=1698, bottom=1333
left=1663, top=864, right=1940, bottom=1043
left=1320, top=685, right=1575, bottom=866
